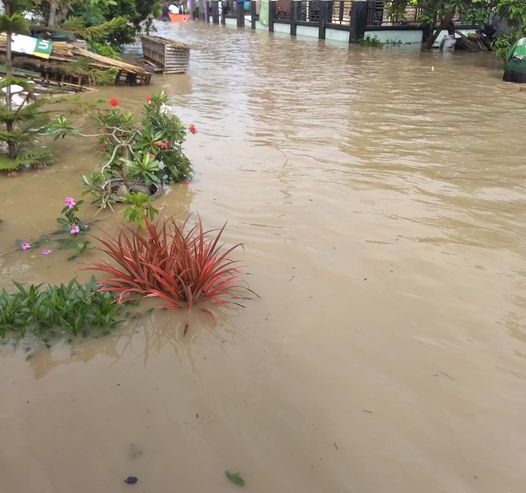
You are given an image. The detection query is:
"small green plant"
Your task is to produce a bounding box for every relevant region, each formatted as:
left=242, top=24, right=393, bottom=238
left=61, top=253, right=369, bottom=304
left=359, top=35, right=384, bottom=47
left=57, top=196, right=88, bottom=233
left=123, top=192, right=158, bottom=228
left=0, top=277, right=124, bottom=342
left=88, top=41, right=122, bottom=60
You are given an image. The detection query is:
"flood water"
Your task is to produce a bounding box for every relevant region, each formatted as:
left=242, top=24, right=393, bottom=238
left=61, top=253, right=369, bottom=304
left=1, top=22, right=526, bottom=493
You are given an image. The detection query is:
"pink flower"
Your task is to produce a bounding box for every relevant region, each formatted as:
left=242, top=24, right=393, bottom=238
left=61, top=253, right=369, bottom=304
left=188, top=123, right=197, bottom=135
left=146, top=96, right=152, bottom=103
left=21, top=241, right=31, bottom=251
left=182, top=178, right=191, bottom=185
left=70, top=224, right=80, bottom=235
left=65, top=196, right=76, bottom=209
left=41, top=249, right=52, bottom=255
left=109, top=97, right=119, bottom=107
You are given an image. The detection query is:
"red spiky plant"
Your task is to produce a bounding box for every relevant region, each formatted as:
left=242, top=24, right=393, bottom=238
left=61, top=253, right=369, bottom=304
left=87, top=215, right=244, bottom=310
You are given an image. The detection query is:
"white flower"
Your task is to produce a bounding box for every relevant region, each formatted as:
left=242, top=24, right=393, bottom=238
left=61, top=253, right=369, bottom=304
left=159, top=103, right=171, bottom=115
left=158, top=161, right=165, bottom=170
left=163, top=174, right=169, bottom=181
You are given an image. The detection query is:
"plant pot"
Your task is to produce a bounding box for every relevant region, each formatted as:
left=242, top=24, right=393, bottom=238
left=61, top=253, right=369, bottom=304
left=105, top=178, right=163, bottom=203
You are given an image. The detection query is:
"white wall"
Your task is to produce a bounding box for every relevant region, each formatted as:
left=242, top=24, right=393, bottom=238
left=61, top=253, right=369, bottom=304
left=255, top=21, right=267, bottom=30
left=225, top=17, right=237, bottom=27
left=326, top=28, right=349, bottom=43
left=273, top=22, right=290, bottom=34
left=296, top=25, right=319, bottom=38
left=433, top=28, right=476, bottom=48
left=363, top=29, right=424, bottom=44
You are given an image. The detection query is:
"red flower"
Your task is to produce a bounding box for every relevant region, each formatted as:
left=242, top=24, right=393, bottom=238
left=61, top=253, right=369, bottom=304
left=182, top=178, right=192, bottom=185
left=154, top=141, right=170, bottom=150
left=146, top=96, right=152, bottom=103
left=188, top=123, right=197, bottom=135
left=109, top=98, right=119, bottom=107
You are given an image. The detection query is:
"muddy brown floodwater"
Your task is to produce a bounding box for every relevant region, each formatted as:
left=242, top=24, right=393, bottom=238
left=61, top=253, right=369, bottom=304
left=1, top=21, right=526, bottom=493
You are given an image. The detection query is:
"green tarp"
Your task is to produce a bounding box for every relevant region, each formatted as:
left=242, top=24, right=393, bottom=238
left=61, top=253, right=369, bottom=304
left=503, top=37, right=526, bottom=83
left=259, top=0, right=269, bottom=26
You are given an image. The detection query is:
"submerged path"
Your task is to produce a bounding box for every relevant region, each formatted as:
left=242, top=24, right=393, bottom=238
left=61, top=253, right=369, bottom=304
left=0, top=21, right=525, bottom=493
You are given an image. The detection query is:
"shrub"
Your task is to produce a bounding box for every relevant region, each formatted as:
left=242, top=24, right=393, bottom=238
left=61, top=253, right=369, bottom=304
left=50, top=92, right=194, bottom=210
left=88, top=215, right=244, bottom=310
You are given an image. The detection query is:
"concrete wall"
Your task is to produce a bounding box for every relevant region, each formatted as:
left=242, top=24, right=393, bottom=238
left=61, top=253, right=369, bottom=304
left=363, top=29, right=424, bottom=44
left=296, top=25, right=319, bottom=38
left=326, top=28, right=349, bottom=43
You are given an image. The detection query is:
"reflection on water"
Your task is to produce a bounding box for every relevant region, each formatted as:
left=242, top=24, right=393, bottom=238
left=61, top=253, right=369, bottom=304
left=0, top=308, right=227, bottom=380
left=0, top=21, right=526, bottom=493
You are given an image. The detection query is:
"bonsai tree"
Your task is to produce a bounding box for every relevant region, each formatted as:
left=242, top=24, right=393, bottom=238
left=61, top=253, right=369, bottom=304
left=49, top=92, right=195, bottom=211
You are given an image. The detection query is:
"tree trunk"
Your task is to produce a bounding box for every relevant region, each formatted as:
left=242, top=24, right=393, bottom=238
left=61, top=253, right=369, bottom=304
left=55, top=2, right=71, bottom=25
left=48, top=2, right=57, bottom=27
left=425, top=11, right=455, bottom=49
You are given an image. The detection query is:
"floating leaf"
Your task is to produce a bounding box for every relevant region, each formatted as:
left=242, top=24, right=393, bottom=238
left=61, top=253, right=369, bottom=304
left=225, top=471, right=245, bottom=487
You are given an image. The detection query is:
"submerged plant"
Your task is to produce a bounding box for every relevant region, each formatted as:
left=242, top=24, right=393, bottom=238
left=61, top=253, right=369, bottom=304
left=51, top=91, right=193, bottom=187
left=123, top=191, right=158, bottom=228
left=0, top=277, right=124, bottom=341
left=88, top=215, right=245, bottom=310
left=359, top=35, right=384, bottom=47
left=15, top=196, right=90, bottom=257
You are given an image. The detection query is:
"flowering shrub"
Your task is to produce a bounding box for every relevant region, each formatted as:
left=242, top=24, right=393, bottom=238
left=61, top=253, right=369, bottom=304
left=51, top=92, right=194, bottom=215
left=16, top=196, right=89, bottom=257
left=58, top=196, right=88, bottom=234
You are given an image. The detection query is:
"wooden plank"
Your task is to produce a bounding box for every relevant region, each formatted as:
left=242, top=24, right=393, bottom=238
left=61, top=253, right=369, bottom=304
left=73, top=47, right=148, bottom=75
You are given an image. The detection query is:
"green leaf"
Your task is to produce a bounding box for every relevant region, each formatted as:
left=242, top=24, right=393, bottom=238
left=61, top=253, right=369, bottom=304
left=0, top=13, right=30, bottom=35
left=225, top=471, right=245, bottom=487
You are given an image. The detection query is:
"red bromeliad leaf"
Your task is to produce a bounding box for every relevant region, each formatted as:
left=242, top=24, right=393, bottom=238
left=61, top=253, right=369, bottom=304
left=85, top=215, right=246, bottom=310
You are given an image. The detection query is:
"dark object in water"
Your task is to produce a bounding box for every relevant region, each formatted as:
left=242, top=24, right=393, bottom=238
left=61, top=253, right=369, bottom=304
left=124, top=476, right=138, bottom=484
left=503, top=37, right=526, bottom=83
